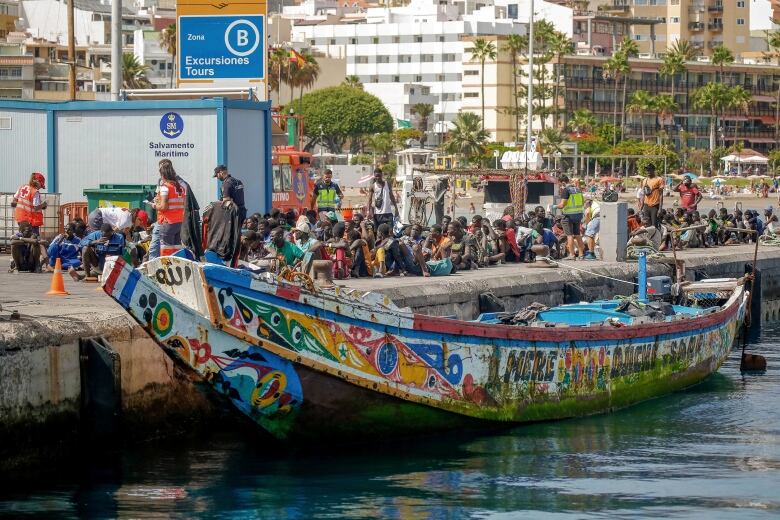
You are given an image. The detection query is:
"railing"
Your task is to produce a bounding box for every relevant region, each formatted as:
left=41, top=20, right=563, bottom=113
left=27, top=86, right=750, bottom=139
left=563, top=76, right=780, bottom=98
left=708, top=3, right=724, bottom=13
left=688, top=22, right=705, bottom=31
left=708, top=22, right=723, bottom=31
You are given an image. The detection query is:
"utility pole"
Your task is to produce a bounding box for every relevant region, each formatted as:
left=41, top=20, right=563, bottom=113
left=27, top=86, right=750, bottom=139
left=111, top=0, right=122, bottom=100
left=525, top=0, right=534, bottom=172
left=67, top=0, right=75, bottom=100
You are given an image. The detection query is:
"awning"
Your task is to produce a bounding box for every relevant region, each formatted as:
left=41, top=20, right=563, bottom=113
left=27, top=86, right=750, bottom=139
left=758, top=116, right=777, bottom=125
left=745, top=137, right=777, bottom=144
left=752, top=95, right=775, bottom=103
left=720, top=115, right=748, bottom=121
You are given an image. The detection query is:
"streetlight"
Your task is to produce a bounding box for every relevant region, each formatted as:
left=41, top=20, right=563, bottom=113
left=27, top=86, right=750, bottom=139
left=493, top=149, right=500, bottom=169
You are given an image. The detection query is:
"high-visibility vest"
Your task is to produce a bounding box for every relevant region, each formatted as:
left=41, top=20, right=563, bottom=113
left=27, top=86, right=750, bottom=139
left=157, top=181, right=186, bottom=224
left=14, top=185, right=43, bottom=227
left=316, top=183, right=338, bottom=208
left=562, top=187, right=584, bottom=215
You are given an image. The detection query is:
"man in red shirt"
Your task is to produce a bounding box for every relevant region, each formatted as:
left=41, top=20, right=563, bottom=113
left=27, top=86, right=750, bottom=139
left=674, top=175, right=702, bottom=213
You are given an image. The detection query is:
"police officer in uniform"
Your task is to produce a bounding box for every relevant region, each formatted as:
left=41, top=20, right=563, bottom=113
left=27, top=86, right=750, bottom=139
left=214, top=164, right=246, bottom=224
left=556, top=174, right=586, bottom=260
left=311, top=169, right=343, bottom=218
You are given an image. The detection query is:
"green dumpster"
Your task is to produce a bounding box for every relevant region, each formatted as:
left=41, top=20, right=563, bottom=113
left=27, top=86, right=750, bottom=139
left=83, top=184, right=158, bottom=217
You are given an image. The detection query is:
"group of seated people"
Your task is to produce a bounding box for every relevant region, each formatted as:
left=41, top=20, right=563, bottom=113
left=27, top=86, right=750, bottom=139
left=627, top=205, right=774, bottom=252
left=236, top=204, right=594, bottom=279
left=10, top=208, right=150, bottom=279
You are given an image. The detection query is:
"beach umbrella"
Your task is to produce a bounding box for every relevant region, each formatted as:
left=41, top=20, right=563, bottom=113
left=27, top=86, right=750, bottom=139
left=683, top=172, right=698, bottom=181
left=713, top=178, right=724, bottom=186
left=630, top=174, right=645, bottom=180
left=599, top=176, right=620, bottom=183
left=747, top=174, right=762, bottom=180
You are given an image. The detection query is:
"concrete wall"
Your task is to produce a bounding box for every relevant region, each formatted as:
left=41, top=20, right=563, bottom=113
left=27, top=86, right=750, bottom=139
left=0, top=108, right=48, bottom=192
left=0, top=318, right=217, bottom=471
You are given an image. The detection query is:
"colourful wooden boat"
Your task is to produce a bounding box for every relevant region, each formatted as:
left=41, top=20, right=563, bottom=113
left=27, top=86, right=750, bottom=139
left=102, top=256, right=748, bottom=441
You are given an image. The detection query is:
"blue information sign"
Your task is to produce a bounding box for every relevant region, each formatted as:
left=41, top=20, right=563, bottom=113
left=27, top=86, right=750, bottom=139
left=179, top=15, right=265, bottom=80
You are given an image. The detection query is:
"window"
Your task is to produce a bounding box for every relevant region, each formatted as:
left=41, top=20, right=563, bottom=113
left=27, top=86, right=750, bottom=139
left=377, top=56, right=390, bottom=63
left=670, top=17, right=679, bottom=23
left=355, top=56, right=368, bottom=63
left=438, top=36, right=445, bottom=42
left=0, top=116, right=11, bottom=130
left=350, top=38, right=356, bottom=44
left=464, top=92, right=478, bottom=98
left=421, top=54, right=434, bottom=62
left=158, top=62, right=166, bottom=71
left=443, top=53, right=455, bottom=61
left=393, top=36, right=400, bottom=43
left=415, top=36, right=422, bottom=43
left=415, top=75, right=422, bottom=82
left=310, top=39, right=315, bottom=46
left=400, top=55, right=412, bottom=63
left=737, top=18, right=745, bottom=25
left=464, top=69, right=479, bottom=75
left=330, top=38, right=336, bottom=45
left=737, top=1, right=745, bottom=7
left=438, top=74, right=445, bottom=81
left=372, top=37, right=379, bottom=44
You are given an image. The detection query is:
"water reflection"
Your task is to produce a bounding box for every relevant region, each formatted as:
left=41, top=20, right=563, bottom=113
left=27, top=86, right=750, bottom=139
left=1, top=326, right=779, bottom=519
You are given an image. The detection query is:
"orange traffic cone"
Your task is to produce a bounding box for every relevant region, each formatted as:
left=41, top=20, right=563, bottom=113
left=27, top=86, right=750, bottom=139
left=46, top=257, right=70, bottom=296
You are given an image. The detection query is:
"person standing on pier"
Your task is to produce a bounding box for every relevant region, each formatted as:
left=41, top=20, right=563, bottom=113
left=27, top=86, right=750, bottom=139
left=673, top=175, right=702, bottom=214
left=311, top=169, right=343, bottom=219
left=11, top=172, right=47, bottom=235
left=556, top=174, right=585, bottom=260
left=152, top=160, right=187, bottom=254
left=367, top=168, right=399, bottom=229
left=640, top=164, right=664, bottom=228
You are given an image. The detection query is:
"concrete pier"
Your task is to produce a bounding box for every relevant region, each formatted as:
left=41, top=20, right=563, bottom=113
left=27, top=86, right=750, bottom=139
left=2, top=244, right=779, bottom=469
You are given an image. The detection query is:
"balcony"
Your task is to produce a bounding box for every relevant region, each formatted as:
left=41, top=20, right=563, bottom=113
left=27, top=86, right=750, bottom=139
left=708, top=40, right=724, bottom=49
left=708, top=3, right=724, bottom=13
left=597, top=1, right=629, bottom=13
left=688, top=22, right=705, bottom=32
left=708, top=22, right=723, bottom=32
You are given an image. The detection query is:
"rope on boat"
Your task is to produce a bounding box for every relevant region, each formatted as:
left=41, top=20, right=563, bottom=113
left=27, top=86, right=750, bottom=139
left=625, top=244, right=665, bottom=261
left=759, top=235, right=780, bottom=247
left=544, top=258, right=639, bottom=286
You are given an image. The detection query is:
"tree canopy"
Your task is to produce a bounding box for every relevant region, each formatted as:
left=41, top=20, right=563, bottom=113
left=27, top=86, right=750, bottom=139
left=287, top=86, right=393, bottom=153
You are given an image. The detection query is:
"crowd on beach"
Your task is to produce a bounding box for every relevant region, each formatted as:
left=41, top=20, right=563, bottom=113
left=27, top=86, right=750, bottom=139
left=8, top=159, right=780, bottom=281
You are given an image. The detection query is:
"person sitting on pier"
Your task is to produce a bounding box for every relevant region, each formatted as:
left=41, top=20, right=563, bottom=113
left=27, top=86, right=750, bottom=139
left=267, top=226, right=304, bottom=272
left=47, top=222, right=82, bottom=274
left=628, top=215, right=662, bottom=251
left=448, top=221, right=477, bottom=272
left=9, top=222, right=48, bottom=273
left=74, top=223, right=125, bottom=281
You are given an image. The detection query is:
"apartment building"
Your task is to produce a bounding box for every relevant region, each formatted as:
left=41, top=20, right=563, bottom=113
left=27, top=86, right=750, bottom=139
left=599, top=0, right=751, bottom=58
left=561, top=54, right=780, bottom=153
left=0, top=0, right=18, bottom=40
left=0, top=43, right=34, bottom=98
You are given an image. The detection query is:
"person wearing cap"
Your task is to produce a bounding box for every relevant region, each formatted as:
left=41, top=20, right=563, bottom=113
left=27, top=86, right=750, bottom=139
left=366, top=168, right=399, bottom=228
left=11, top=172, right=48, bottom=235
left=311, top=169, right=343, bottom=217
left=673, top=174, right=702, bottom=213
left=640, top=164, right=664, bottom=228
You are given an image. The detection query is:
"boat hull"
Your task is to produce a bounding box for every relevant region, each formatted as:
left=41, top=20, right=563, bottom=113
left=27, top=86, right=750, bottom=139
left=103, top=257, right=747, bottom=440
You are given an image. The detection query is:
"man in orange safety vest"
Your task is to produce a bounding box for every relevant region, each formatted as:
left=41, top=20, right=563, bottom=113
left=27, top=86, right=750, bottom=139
left=11, top=172, right=48, bottom=235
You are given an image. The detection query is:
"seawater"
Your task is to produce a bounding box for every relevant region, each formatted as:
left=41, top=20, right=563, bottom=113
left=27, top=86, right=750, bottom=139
left=1, top=325, right=779, bottom=519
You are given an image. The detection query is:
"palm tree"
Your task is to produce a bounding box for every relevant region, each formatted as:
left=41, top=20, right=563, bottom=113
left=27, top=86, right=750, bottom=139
left=549, top=31, right=574, bottom=128
left=652, top=93, right=678, bottom=140
left=292, top=51, right=320, bottom=104
left=159, top=23, right=176, bottom=88
left=767, top=30, right=780, bottom=144
left=121, top=53, right=150, bottom=89
left=727, top=86, right=752, bottom=142
left=668, top=39, right=697, bottom=61
left=502, top=34, right=526, bottom=140
left=712, top=45, right=734, bottom=84
left=627, top=90, right=654, bottom=141
left=444, top=112, right=490, bottom=163
left=410, top=103, right=434, bottom=146
left=617, top=37, right=639, bottom=140
left=567, top=108, right=596, bottom=137
left=540, top=127, right=565, bottom=169
left=366, top=133, right=395, bottom=162
left=469, top=38, right=497, bottom=130
left=692, top=83, right=732, bottom=171
left=268, top=47, right=289, bottom=105
left=602, top=55, right=621, bottom=147
left=659, top=51, right=684, bottom=106
left=341, top=75, right=363, bottom=89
